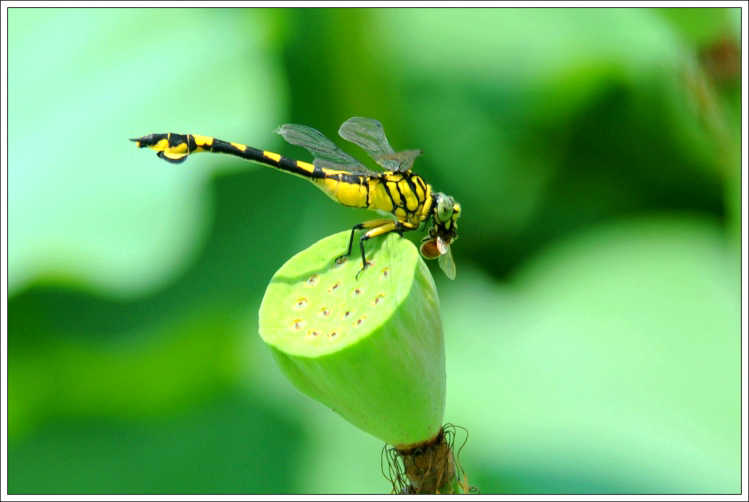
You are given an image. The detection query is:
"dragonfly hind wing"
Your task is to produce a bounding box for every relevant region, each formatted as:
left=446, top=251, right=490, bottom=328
left=375, top=149, right=423, bottom=173
left=339, top=117, right=404, bottom=171
left=339, top=117, right=422, bottom=172
left=276, top=123, right=365, bottom=170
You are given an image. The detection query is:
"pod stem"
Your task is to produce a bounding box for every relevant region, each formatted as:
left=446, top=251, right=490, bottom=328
left=383, top=424, right=473, bottom=494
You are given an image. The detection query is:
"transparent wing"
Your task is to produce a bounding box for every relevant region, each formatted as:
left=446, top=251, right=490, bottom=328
left=276, top=123, right=377, bottom=176
left=376, top=149, right=423, bottom=173
left=438, top=243, right=456, bottom=280
left=340, top=116, right=420, bottom=172
left=338, top=117, right=394, bottom=159
left=277, top=123, right=357, bottom=165
left=311, top=158, right=378, bottom=175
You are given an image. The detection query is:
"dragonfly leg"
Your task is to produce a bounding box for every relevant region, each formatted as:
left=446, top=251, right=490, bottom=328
left=355, top=221, right=418, bottom=278
left=356, top=220, right=398, bottom=279
left=337, top=219, right=419, bottom=279
left=337, top=223, right=365, bottom=264
left=336, top=219, right=393, bottom=265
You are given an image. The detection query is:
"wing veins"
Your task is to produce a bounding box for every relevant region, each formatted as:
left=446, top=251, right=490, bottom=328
left=276, top=123, right=377, bottom=175
left=339, top=117, right=420, bottom=172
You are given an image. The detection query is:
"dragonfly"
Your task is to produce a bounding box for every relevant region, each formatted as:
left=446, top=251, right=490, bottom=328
left=131, top=117, right=461, bottom=279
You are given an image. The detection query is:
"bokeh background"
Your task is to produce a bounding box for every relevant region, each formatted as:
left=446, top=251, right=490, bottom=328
left=7, top=7, right=742, bottom=494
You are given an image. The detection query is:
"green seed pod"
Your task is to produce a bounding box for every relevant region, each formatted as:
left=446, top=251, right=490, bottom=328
left=259, top=230, right=446, bottom=447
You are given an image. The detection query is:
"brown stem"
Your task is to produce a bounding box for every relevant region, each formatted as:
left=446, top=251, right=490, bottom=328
left=396, top=427, right=458, bottom=494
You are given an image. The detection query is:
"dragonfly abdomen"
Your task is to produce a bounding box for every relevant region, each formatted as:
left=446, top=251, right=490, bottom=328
left=131, top=133, right=321, bottom=180
left=312, top=172, right=370, bottom=208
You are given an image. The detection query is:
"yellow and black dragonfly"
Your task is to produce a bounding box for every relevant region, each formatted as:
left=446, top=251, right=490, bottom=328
left=131, top=117, right=461, bottom=279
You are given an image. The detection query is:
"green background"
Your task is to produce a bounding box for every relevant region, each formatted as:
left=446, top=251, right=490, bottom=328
left=7, top=7, right=741, bottom=494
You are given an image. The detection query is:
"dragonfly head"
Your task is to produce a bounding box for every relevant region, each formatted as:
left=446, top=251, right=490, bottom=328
left=429, top=192, right=460, bottom=243
left=419, top=192, right=461, bottom=279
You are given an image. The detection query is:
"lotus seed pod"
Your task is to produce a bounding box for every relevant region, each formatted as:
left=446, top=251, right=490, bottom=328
left=259, top=230, right=446, bottom=447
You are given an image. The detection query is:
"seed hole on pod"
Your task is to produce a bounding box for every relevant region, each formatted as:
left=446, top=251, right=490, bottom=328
left=328, top=281, right=341, bottom=293
left=353, top=287, right=363, bottom=297
left=335, top=256, right=347, bottom=266
left=374, top=293, right=385, bottom=305
left=306, top=274, right=319, bottom=287
left=294, top=297, right=308, bottom=310
left=343, top=310, right=352, bottom=319
left=320, top=307, right=331, bottom=317
left=355, top=316, right=366, bottom=326
left=307, top=329, right=320, bottom=337
left=292, top=318, right=306, bottom=330
left=381, top=267, right=390, bottom=278
left=328, top=330, right=338, bottom=338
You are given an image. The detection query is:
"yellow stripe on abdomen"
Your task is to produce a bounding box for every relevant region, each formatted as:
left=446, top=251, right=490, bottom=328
left=193, top=135, right=214, bottom=151
left=148, top=136, right=189, bottom=161
left=315, top=177, right=368, bottom=208
left=263, top=150, right=281, bottom=162
left=168, top=141, right=188, bottom=154
left=149, top=138, right=170, bottom=152
left=296, top=160, right=315, bottom=174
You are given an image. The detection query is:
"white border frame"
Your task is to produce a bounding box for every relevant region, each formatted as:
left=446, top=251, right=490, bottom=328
left=1, top=2, right=746, bottom=500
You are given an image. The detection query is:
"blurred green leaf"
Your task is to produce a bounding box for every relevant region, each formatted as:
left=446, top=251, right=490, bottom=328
left=7, top=162, right=329, bottom=438
left=9, top=306, right=247, bottom=438
left=442, top=215, right=739, bottom=493
left=8, top=391, right=308, bottom=494
left=360, top=8, right=733, bottom=276
left=8, top=8, right=285, bottom=297
left=656, top=8, right=740, bottom=47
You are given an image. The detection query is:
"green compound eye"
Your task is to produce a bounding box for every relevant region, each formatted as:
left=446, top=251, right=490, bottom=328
left=435, top=194, right=454, bottom=223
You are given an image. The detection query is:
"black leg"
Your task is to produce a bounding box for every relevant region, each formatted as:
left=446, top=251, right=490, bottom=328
left=336, top=223, right=365, bottom=264
left=354, top=222, right=397, bottom=280
left=355, top=233, right=372, bottom=280
left=336, top=219, right=412, bottom=279
left=359, top=233, right=369, bottom=270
